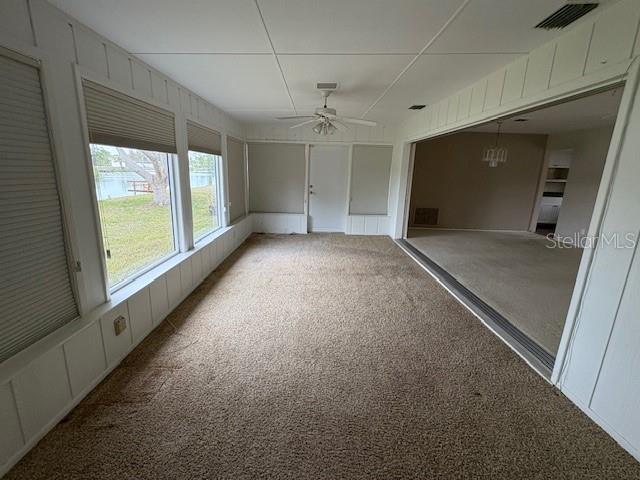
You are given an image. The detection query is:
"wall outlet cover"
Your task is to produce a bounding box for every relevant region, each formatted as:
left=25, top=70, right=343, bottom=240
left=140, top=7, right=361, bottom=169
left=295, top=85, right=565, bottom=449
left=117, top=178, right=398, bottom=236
left=113, top=316, right=127, bottom=336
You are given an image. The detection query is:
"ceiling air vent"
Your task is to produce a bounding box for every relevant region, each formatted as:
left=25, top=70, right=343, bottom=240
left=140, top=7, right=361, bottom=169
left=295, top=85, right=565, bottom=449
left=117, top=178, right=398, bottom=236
left=409, top=104, right=426, bottom=110
left=535, top=3, right=599, bottom=29
left=316, top=82, right=338, bottom=91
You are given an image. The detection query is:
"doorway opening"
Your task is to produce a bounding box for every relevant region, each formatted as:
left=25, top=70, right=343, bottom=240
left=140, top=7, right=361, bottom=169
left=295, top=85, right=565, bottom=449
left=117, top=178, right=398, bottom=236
left=400, top=85, right=624, bottom=377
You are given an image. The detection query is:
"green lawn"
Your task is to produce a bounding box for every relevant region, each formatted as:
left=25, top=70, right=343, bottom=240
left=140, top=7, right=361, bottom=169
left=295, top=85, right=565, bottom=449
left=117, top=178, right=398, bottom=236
left=98, top=186, right=217, bottom=286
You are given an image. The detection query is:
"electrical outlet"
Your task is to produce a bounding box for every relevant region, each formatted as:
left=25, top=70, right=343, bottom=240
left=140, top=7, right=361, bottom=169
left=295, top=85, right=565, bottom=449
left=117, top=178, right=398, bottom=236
left=113, top=315, right=127, bottom=336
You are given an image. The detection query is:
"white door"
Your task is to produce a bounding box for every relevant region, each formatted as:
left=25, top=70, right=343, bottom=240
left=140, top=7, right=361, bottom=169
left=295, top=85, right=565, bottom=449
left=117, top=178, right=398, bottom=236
left=308, top=145, right=349, bottom=232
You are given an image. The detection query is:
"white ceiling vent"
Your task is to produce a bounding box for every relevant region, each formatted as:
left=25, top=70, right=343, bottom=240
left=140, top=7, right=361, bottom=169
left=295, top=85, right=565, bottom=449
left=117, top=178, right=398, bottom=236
left=316, top=82, right=338, bottom=91
left=535, top=2, right=599, bottom=29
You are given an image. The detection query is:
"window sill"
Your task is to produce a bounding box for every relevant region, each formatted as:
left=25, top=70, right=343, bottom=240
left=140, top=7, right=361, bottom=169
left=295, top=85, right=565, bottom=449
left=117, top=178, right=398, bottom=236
left=0, top=222, right=238, bottom=383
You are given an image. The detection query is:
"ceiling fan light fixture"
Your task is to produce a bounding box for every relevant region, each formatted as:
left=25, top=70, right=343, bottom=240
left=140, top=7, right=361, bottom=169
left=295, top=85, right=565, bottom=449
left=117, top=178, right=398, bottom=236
left=312, top=123, right=323, bottom=134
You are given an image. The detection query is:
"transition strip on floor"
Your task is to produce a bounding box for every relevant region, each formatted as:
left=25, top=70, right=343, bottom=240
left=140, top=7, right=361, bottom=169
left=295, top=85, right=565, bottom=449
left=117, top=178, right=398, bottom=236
left=396, top=239, right=555, bottom=378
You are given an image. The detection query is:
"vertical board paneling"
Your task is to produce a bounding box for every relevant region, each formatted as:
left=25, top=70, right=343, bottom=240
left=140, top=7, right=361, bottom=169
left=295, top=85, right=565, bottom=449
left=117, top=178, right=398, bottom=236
left=131, top=61, right=152, bottom=98
left=0, top=0, right=34, bottom=46
left=590, top=250, right=640, bottom=448
left=166, top=266, right=182, bottom=308
left=447, top=95, right=459, bottom=124
left=180, top=258, right=193, bottom=297
left=585, top=0, right=640, bottom=74
left=180, top=89, right=191, bottom=114
left=150, top=72, right=168, bottom=104
left=63, top=322, right=106, bottom=396
left=192, top=250, right=203, bottom=283
left=483, top=69, right=505, bottom=110
left=0, top=382, right=23, bottom=465
left=149, top=275, right=170, bottom=325
left=470, top=79, right=487, bottom=116
left=167, top=82, right=180, bottom=108
left=457, top=87, right=472, bottom=121
left=561, top=74, right=640, bottom=402
left=128, top=288, right=153, bottom=342
left=502, top=57, right=527, bottom=104
left=100, top=303, right=132, bottom=366
left=12, top=347, right=71, bottom=439
left=105, top=46, right=131, bottom=88
left=75, top=26, right=108, bottom=76
left=523, top=42, right=556, bottom=97
left=550, top=21, right=593, bottom=87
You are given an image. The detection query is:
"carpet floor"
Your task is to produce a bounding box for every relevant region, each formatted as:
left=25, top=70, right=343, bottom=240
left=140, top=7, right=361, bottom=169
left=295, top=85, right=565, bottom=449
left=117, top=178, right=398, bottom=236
left=407, top=229, right=583, bottom=356
left=7, top=234, right=639, bottom=479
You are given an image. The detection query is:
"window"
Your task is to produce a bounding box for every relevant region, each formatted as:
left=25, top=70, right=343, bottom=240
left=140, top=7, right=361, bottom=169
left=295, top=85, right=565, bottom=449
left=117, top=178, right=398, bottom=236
left=90, top=145, right=177, bottom=287
left=82, top=80, right=179, bottom=290
left=186, top=121, right=223, bottom=242
left=0, top=51, right=78, bottom=362
left=189, top=151, right=221, bottom=241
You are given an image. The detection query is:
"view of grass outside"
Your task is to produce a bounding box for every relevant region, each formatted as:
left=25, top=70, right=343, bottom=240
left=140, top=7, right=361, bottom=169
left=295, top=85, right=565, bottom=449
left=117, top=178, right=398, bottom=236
left=91, top=144, right=176, bottom=287
left=189, top=151, right=220, bottom=241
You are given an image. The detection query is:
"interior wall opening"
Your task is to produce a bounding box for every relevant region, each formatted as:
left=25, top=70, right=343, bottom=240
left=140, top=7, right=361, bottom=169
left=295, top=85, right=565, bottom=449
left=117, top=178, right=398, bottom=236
left=400, top=84, right=625, bottom=376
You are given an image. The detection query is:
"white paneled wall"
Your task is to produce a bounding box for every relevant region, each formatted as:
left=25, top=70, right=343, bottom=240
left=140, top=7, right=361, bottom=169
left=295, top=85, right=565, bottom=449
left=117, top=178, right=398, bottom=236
left=346, top=215, right=390, bottom=236
left=252, top=213, right=308, bottom=234
left=387, top=0, right=640, bottom=462
left=0, top=217, right=253, bottom=477
left=0, top=0, right=252, bottom=475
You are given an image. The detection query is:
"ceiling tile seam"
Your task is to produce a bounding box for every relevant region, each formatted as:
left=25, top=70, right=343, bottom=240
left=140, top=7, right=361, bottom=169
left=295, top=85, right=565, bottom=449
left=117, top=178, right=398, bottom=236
left=253, top=0, right=297, bottom=114
left=130, top=52, right=529, bottom=56
left=360, top=0, right=472, bottom=118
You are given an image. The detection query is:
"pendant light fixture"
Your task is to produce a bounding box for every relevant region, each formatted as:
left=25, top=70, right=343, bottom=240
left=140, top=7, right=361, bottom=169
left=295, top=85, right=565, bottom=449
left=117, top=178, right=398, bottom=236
left=482, top=120, right=508, bottom=167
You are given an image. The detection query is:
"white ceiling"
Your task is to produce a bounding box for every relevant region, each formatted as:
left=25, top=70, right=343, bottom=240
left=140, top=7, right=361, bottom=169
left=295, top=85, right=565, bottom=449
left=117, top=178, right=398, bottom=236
left=468, top=86, right=624, bottom=134
left=50, top=0, right=609, bottom=126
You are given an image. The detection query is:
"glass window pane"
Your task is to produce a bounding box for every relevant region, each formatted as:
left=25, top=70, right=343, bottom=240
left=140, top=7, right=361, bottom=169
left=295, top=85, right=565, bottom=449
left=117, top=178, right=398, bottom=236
left=189, top=151, right=220, bottom=241
left=90, top=144, right=176, bottom=287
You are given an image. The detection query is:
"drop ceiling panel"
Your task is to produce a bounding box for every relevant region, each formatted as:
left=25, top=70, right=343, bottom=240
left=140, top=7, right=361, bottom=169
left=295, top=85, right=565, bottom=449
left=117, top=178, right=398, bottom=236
left=427, top=0, right=570, bottom=54
left=258, top=0, right=465, bottom=53
left=136, top=54, right=292, bottom=111
left=369, top=53, right=520, bottom=123
left=50, top=0, right=271, bottom=53
left=279, top=55, right=413, bottom=117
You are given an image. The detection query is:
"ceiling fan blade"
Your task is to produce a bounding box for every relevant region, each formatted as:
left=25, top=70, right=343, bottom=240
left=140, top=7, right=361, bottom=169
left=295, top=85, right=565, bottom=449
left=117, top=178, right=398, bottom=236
left=290, top=118, right=319, bottom=129
left=276, top=115, right=316, bottom=120
left=335, top=116, right=377, bottom=127
left=332, top=120, right=348, bottom=132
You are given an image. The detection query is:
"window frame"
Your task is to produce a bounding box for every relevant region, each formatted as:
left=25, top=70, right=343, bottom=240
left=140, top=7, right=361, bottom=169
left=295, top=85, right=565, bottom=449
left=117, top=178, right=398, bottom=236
left=89, top=145, right=181, bottom=293
left=188, top=149, right=224, bottom=244
left=77, top=72, right=184, bottom=297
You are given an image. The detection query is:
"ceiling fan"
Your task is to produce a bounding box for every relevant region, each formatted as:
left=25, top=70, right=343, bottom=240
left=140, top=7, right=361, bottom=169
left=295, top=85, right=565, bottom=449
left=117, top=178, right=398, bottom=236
left=276, top=89, right=376, bottom=135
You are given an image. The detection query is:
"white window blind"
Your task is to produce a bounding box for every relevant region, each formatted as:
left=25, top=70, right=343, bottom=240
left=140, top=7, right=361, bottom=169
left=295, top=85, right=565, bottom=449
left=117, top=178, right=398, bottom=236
left=187, top=121, right=222, bottom=155
left=0, top=51, right=78, bottom=363
left=227, top=137, right=246, bottom=222
left=83, top=80, right=177, bottom=153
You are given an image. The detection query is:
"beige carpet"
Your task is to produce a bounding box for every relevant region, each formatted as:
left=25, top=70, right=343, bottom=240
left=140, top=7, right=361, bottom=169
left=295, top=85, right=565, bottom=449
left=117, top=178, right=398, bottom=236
left=7, top=234, right=639, bottom=479
left=407, top=229, right=583, bottom=356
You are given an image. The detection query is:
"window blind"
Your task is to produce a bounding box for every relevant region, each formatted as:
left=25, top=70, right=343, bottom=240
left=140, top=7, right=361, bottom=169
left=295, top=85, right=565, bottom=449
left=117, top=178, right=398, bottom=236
left=227, top=137, right=246, bottom=222
left=83, top=79, right=177, bottom=153
left=248, top=143, right=306, bottom=214
left=350, top=145, right=392, bottom=215
left=0, top=52, right=78, bottom=363
left=187, top=121, right=222, bottom=155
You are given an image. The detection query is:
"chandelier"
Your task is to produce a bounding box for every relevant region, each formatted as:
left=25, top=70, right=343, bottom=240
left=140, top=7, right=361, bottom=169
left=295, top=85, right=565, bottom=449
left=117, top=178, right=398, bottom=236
left=482, top=120, right=508, bottom=167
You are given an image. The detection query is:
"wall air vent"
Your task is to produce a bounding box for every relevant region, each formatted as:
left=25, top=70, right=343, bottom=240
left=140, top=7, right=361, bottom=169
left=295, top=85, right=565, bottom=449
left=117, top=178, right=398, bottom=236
left=409, top=105, right=426, bottom=110
left=316, top=82, right=338, bottom=91
left=414, top=207, right=439, bottom=226
left=535, top=3, right=599, bottom=29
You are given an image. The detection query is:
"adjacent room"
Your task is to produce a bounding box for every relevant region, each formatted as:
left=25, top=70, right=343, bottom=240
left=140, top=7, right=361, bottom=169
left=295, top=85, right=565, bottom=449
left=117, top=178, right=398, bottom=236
left=403, top=86, right=623, bottom=372
left=2, top=1, right=640, bottom=478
